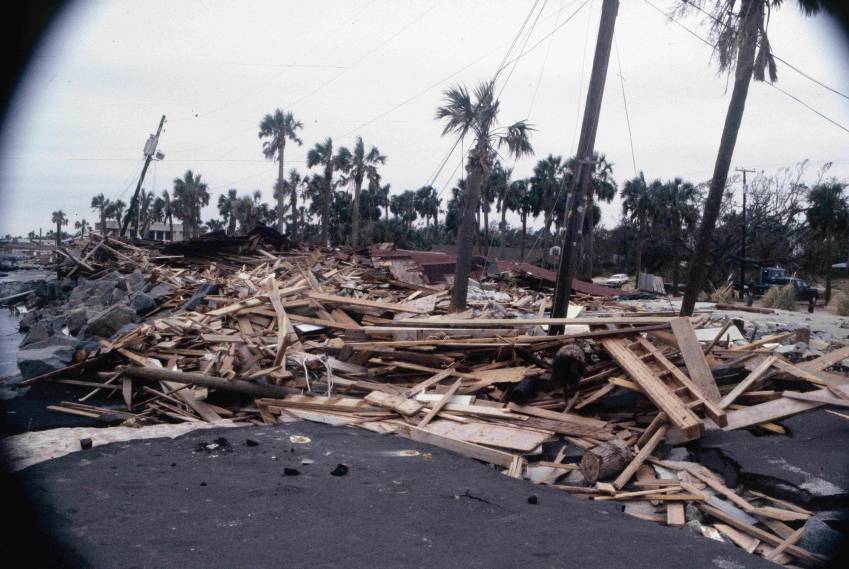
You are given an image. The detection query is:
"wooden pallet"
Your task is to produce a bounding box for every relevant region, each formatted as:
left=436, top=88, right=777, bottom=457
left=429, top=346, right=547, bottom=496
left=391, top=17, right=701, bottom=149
left=601, top=336, right=727, bottom=439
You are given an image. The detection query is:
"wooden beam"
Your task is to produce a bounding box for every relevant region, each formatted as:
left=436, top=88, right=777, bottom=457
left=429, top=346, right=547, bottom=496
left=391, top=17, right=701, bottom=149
left=670, top=317, right=721, bottom=402
left=719, top=356, right=778, bottom=409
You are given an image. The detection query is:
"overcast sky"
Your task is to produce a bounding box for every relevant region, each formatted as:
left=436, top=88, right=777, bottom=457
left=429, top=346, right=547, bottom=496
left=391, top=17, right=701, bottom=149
left=1, top=0, right=848, bottom=238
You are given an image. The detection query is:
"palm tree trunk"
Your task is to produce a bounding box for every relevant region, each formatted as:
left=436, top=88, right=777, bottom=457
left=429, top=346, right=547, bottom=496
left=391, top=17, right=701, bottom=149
left=55, top=222, right=61, bottom=248
left=352, top=176, right=363, bottom=248
left=498, top=202, right=508, bottom=260
left=635, top=216, right=646, bottom=279
left=276, top=141, right=286, bottom=234
left=100, top=208, right=107, bottom=237
left=321, top=165, right=332, bottom=246
left=482, top=208, right=490, bottom=257
left=583, top=192, right=595, bottom=279
left=825, top=237, right=833, bottom=304
left=291, top=180, right=298, bottom=242
left=452, top=159, right=484, bottom=312
left=680, top=3, right=761, bottom=316
left=168, top=214, right=174, bottom=242
left=521, top=214, right=527, bottom=262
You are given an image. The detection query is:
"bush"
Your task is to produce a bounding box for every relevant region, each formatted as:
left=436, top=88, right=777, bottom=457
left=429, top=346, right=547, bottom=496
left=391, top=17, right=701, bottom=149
left=761, top=284, right=796, bottom=310
left=830, top=291, right=849, bottom=316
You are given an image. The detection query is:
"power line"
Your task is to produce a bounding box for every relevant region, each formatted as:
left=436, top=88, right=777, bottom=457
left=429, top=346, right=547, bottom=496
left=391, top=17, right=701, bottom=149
left=613, top=33, right=638, bottom=177
left=642, top=0, right=849, bottom=137
left=677, top=0, right=849, bottom=101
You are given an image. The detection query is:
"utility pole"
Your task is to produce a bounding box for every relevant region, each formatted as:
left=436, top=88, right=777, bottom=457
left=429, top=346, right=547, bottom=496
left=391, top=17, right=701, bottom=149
left=551, top=0, right=619, bottom=335
left=735, top=167, right=755, bottom=300
left=121, top=115, right=166, bottom=238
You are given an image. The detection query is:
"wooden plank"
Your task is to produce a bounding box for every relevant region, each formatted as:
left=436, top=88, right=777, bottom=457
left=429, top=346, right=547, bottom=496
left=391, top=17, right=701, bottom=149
left=798, top=345, right=849, bottom=372
left=363, top=391, right=422, bottom=416
left=697, top=504, right=820, bottom=563
left=424, top=420, right=551, bottom=452
left=386, top=316, right=676, bottom=329
left=719, top=356, right=778, bottom=409
left=613, top=424, right=668, bottom=490
left=267, top=277, right=293, bottom=367
left=601, top=338, right=703, bottom=439
left=394, top=424, right=516, bottom=468
left=405, top=367, right=454, bottom=397
left=418, top=378, right=462, bottom=427
left=670, top=317, right=721, bottom=402
left=308, top=291, right=429, bottom=314
left=723, top=391, right=826, bottom=430
left=782, top=390, right=849, bottom=408
left=666, top=503, right=685, bottom=527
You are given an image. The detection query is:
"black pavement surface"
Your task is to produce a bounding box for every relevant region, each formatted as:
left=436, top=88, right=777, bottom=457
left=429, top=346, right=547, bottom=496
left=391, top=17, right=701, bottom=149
left=698, top=409, right=849, bottom=508
left=6, top=421, right=781, bottom=569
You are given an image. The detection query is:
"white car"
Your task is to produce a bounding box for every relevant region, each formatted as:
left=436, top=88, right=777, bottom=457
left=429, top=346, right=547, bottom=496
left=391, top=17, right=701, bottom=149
left=604, top=273, right=629, bottom=288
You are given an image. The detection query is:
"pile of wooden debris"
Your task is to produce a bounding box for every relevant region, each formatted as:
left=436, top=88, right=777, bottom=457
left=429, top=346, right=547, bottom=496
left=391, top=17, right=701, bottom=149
left=28, top=239, right=849, bottom=566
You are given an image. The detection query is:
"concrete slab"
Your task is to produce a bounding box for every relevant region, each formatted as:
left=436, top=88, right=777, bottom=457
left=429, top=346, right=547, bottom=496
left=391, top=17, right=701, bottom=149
left=9, top=421, right=779, bottom=569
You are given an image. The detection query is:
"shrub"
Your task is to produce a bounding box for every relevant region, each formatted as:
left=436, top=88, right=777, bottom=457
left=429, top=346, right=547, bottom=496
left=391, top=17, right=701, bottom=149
left=761, top=284, right=796, bottom=310
left=830, top=291, right=849, bottom=316
left=710, top=284, right=735, bottom=304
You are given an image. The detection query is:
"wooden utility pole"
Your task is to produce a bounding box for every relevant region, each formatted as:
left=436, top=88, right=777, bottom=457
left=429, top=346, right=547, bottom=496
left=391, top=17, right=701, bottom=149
left=121, top=115, right=166, bottom=238
left=735, top=167, right=756, bottom=299
left=550, top=0, right=619, bottom=334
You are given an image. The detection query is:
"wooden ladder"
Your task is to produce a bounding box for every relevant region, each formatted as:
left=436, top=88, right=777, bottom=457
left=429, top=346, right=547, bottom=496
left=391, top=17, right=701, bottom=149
left=601, top=336, right=727, bottom=439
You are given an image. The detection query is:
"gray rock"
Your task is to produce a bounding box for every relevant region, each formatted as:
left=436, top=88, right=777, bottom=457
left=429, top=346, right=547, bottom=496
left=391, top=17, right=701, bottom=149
left=147, top=282, right=176, bottom=301
left=17, top=336, right=80, bottom=379
left=18, top=311, right=38, bottom=331
left=109, top=288, right=128, bottom=305
left=66, top=308, right=90, bottom=336
left=126, top=269, right=146, bottom=291
left=20, top=320, right=52, bottom=347
left=131, top=292, right=156, bottom=315
left=86, top=304, right=137, bottom=338
left=685, top=504, right=706, bottom=523
left=798, top=518, right=844, bottom=557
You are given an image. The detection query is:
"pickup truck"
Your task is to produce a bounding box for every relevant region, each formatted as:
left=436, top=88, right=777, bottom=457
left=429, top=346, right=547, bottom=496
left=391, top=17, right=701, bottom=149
left=748, top=267, right=819, bottom=302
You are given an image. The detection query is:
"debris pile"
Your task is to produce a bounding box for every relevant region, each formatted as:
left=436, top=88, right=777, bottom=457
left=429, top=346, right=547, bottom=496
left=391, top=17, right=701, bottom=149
left=10, top=236, right=849, bottom=565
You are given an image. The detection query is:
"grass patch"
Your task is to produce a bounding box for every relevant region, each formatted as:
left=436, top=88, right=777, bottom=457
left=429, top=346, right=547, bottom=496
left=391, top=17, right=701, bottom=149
left=760, top=284, right=796, bottom=311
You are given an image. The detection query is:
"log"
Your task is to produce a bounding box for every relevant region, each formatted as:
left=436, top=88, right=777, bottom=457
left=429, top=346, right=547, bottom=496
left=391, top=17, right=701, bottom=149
left=580, top=439, right=633, bottom=484
left=124, top=366, right=296, bottom=398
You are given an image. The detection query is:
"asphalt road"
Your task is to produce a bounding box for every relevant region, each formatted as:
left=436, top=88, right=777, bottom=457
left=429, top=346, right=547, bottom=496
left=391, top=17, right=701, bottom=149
left=5, top=421, right=782, bottom=569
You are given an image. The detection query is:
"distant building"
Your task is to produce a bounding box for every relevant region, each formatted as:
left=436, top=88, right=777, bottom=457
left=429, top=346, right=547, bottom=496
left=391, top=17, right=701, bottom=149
left=97, top=220, right=185, bottom=242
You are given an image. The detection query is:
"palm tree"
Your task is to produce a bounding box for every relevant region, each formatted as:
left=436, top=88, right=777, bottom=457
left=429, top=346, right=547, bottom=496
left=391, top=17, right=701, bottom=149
left=158, top=189, right=177, bottom=241
left=307, top=138, right=348, bottom=246
left=680, top=0, right=830, bottom=315
left=284, top=169, right=302, bottom=240
left=258, top=109, right=303, bottom=234
left=621, top=172, right=658, bottom=279
left=74, top=219, right=88, bottom=238
left=806, top=181, right=848, bottom=304
left=414, top=185, right=440, bottom=240
left=499, top=178, right=527, bottom=260
left=172, top=170, right=210, bottom=239
left=492, top=165, right=514, bottom=259
left=512, top=180, right=537, bottom=261
left=337, top=136, right=385, bottom=247
left=218, top=189, right=240, bottom=236
left=135, top=189, right=156, bottom=238
left=572, top=152, right=616, bottom=277
left=654, top=178, right=700, bottom=296
left=108, top=200, right=126, bottom=230
left=205, top=219, right=225, bottom=232
left=530, top=155, right=568, bottom=264
left=390, top=190, right=418, bottom=231
left=435, top=80, right=533, bottom=310
left=90, top=194, right=110, bottom=236
left=375, top=183, right=391, bottom=223
left=51, top=210, right=67, bottom=248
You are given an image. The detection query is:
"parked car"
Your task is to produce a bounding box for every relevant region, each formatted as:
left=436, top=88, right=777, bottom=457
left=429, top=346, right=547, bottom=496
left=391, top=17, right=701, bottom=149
left=604, top=273, right=629, bottom=288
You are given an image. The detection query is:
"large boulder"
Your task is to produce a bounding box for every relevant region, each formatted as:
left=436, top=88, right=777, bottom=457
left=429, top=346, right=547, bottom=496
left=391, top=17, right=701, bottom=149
left=20, top=320, right=52, bottom=347
left=17, top=336, right=80, bottom=379
left=86, top=304, right=138, bottom=338
left=66, top=308, right=91, bottom=336
left=131, top=292, right=156, bottom=315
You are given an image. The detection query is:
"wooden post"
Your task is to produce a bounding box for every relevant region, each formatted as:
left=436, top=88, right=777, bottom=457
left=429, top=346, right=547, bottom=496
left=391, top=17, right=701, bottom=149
left=122, top=115, right=166, bottom=237
left=550, top=0, right=619, bottom=333
left=580, top=438, right=632, bottom=484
